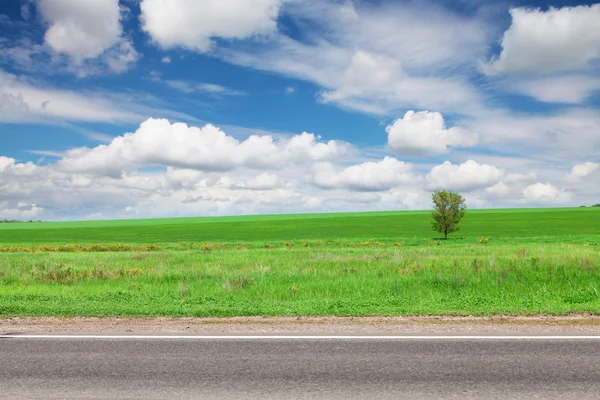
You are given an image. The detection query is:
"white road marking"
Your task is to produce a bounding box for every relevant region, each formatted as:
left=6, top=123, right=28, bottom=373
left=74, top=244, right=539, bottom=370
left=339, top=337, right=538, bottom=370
left=2, top=335, right=600, bottom=340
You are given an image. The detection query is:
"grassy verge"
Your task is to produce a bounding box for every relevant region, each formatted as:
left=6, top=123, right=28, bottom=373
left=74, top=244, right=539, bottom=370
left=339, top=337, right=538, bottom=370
left=1, top=242, right=599, bottom=317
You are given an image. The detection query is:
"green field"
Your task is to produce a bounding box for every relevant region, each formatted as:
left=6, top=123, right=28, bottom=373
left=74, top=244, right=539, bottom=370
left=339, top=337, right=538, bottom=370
left=0, top=207, right=599, bottom=317
left=1, top=207, right=598, bottom=245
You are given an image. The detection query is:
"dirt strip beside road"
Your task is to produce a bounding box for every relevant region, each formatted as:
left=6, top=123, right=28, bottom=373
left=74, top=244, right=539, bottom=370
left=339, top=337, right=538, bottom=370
left=2, top=315, right=600, bottom=334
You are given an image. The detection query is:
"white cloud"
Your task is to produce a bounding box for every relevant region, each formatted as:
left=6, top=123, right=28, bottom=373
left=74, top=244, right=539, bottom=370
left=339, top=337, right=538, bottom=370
left=483, top=172, right=538, bottom=199
left=484, top=5, right=600, bottom=75
left=39, top=0, right=122, bottom=61
left=284, top=0, right=489, bottom=71
left=0, top=156, right=16, bottom=171
left=228, top=44, right=482, bottom=116
left=312, top=157, right=419, bottom=192
left=0, top=92, right=30, bottom=118
left=164, top=167, right=206, bottom=189
left=219, top=1, right=488, bottom=116
left=0, top=73, right=138, bottom=122
left=427, top=160, right=505, bottom=192
left=386, top=111, right=478, bottom=156
left=140, top=0, right=281, bottom=52
left=568, top=162, right=599, bottom=182
left=508, top=75, right=600, bottom=104
left=244, top=173, right=282, bottom=190
left=461, top=109, right=600, bottom=161
left=161, top=56, right=171, bottom=64
left=181, top=194, right=230, bottom=204
left=484, top=182, right=510, bottom=197
left=57, top=118, right=352, bottom=176
left=324, top=192, right=382, bottom=207
left=165, top=80, right=245, bottom=96
left=36, top=0, right=138, bottom=73
left=523, top=182, right=571, bottom=203
left=102, top=39, right=138, bottom=74
left=1, top=204, right=44, bottom=220
left=320, top=49, right=402, bottom=104
left=0, top=68, right=200, bottom=124
left=0, top=147, right=596, bottom=220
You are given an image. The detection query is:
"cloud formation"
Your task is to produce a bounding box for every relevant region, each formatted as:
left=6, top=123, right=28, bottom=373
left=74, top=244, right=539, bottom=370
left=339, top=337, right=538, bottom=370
left=220, top=1, right=487, bottom=115
left=508, top=75, right=600, bottom=104
left=37, top=0, right=138, bottom=73
left=523, top=183, right=571, bottom=203
left=387, top=111, right=478, bottom=156
left=57, top=118, right=352, bottom=176
left=141, top=0, right=281, bottom=52
left=484, top=5, right=600, bottom=75
left=568, top=162, right=599, bottom=182
left=0, top=142, right=590, bottom=220
left=39, top=0, right=122, bottom=60
left=427, top=160, right=504, bottom=192
left=312, top=157, right=419, bottom=192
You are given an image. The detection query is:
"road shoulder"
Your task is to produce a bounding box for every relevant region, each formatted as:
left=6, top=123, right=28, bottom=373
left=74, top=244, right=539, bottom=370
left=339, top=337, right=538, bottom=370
left=2, top=315, right=600, bottom=334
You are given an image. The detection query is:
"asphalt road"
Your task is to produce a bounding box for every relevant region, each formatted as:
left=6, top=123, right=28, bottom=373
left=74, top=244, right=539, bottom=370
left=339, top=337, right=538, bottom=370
left=1, top=335, right=600, bottom=399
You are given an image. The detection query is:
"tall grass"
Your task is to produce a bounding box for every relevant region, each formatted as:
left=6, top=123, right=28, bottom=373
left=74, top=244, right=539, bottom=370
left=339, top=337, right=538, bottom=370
left=1, top=242, right=599, bottom=317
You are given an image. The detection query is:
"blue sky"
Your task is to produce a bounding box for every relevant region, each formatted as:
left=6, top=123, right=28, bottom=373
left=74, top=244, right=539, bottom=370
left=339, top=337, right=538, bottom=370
left=0, top=0, right=599, bottom=220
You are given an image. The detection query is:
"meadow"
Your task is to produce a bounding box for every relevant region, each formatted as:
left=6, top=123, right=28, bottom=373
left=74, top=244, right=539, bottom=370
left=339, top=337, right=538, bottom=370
left=0, top=207, right=599, bottom=317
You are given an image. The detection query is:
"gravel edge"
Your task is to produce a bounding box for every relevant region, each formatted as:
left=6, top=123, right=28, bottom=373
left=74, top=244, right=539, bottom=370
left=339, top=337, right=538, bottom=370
left=2, top=315, right=600, bottom=334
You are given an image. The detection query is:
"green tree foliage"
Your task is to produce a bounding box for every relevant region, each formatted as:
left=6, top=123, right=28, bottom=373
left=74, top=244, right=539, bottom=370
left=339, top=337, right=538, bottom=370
left=431, top=190, right=467, bottom=240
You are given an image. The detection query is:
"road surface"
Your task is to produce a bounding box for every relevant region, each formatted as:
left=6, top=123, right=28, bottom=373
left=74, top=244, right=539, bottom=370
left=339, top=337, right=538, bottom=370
left=1, top=334, right=599, bottom=399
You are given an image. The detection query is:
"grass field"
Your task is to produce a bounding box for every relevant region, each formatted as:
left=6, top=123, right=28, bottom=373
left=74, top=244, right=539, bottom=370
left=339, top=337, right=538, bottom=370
left=0, top=207, right=599, bottom=317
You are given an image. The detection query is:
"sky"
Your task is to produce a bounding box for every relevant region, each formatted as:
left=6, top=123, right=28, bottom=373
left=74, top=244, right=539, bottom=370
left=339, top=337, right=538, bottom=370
left=0, top=0, right=599, bottom=221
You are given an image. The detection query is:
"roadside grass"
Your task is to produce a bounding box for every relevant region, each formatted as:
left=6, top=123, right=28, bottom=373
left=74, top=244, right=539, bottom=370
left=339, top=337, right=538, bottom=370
left=1, top=237, right=597, bottom=253
left=1, top=207, right=598, bottom=317
left=1, top=242, right=599, bottom=317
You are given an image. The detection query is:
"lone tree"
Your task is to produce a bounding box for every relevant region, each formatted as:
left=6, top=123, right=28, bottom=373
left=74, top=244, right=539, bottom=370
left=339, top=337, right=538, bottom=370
left=431, top=190, right=467, bottom=240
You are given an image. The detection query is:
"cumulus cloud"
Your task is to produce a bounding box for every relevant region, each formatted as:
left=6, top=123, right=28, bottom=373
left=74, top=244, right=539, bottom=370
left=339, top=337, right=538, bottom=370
left=36, top=0, right=138, bottom=73
left=523, top=183, right=571, bottom=203
left=1, top=204, right=44, bottom=220
left=0, top=157, right=173, bottom=220
left=0, top=156, right=16, bottom=171
left=164, top=167, right=219, bottom=190
left=323, top=193, right=382, bottom=207
left=312, top=157, right=419, bottom=192
left=140, top=0, right=281, bottom=52
left=427, top=160, right=504, bottom=192
left=484, top=182, right=511, bottom=197
left=386, top=111, right=478, bottom=156
left=0, top=148, right=595, bottom=220
left=181, top=195, right=230, bottom=204
left=39, top=0, right=122, bottom=60
left=568, top=162, right=599, bottom=182
left=483, top=172, right=538, bottom=199
left=57, top=118, right=352, bottom=176
left=244, top=173, right=282, bottom=190
left=320, top=50, right=403, bottom=104
left=483, top=5, right=600, bottom=75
